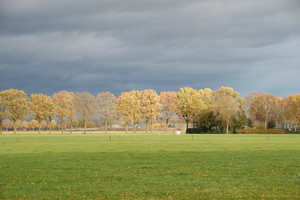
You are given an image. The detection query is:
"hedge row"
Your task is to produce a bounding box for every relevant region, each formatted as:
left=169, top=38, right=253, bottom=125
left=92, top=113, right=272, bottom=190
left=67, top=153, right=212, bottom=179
left=236, top=129, right=286, bottom=134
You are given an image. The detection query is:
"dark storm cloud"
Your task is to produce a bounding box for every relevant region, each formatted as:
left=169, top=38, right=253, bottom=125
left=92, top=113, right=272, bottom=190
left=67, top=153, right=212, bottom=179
left=0, top=0, right=299, bottom=97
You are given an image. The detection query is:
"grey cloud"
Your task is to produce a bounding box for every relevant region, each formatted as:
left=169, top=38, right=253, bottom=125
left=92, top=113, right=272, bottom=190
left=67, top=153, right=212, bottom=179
left=0, top=0, right=299, bottom=97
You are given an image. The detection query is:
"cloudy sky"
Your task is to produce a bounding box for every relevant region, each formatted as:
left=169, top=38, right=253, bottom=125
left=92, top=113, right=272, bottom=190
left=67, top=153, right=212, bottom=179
left=0, top=0, right=299, bottom=97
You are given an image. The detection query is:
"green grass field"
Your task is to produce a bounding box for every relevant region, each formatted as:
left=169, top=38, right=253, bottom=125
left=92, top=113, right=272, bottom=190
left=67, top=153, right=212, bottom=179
left=0, top=134, right=299, bottom=199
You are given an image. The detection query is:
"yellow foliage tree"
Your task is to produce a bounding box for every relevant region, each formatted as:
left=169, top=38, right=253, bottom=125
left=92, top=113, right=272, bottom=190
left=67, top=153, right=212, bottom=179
left=22, top=120, right=29, bottom=131
left=48, top=120, right=57, bottom=133
left=53, top=91, right=75, bottom=133
left=140, top=89, right=161, bottom=133
left=2, top=89, right=29, bottom=133
left=0, top=90, right=8, bottom=134
left=177, top=87, right=206, bottom=132
left=249, top=93, right=277, bottom=129
left=160, top=91, right=178, bottom=131
left=2, top=119, right=13, bottom=131
left=212, top=87, right=241, bottom=133
left=74, top=91, right=96, bottom=133
left=284, top=94, right=300, bottom=131
left=96, top=92, right=116, bottom=133
left=30, top=93, right=55, bottom=133
left=29, top=120, right=39, bottom=131
left=114, top=90, right=141, bottom=133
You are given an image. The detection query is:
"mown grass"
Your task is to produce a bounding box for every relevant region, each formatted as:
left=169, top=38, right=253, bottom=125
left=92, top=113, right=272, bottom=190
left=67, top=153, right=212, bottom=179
left=0, top=134, right=299, bottom=199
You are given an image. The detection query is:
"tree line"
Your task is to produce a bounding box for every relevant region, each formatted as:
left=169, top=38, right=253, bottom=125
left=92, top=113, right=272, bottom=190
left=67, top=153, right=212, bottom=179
left=0, top=87, right=299, bottom=134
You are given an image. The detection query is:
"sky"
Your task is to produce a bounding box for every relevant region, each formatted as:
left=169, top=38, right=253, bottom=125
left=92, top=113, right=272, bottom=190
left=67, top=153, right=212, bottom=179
left=0, top=0, right=299, bottom=97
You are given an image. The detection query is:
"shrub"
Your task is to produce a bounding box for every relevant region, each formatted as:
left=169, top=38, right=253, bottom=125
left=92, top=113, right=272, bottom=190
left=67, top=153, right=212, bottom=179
left=236, top=129, right=286, bottom=134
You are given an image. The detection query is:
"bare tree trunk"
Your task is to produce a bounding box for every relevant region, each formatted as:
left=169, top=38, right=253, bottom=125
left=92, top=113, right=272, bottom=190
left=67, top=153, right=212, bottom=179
left=13, top=120, right=16, bottom=134
left=226, top=124, right=229, bottom=134
left=61, top=121, right=64, bottom=134
left=151, top=119, right=153, bottom=133
left=264, top=120, right=268, bottom=129
left=125, top=124, right=128, bottom=133
left=134, top=124, right=136, bottom=133
left=105, top=119, right=108, bottom=133
left=186, top=119, right=190, bottom=133
left=0, top=119, right=2, bottom=134
left=166, top=119, right=169, bottom=132
left=48, top=117, right=52, bottom=134
left=38, top=121, right=41, bottom=134
left=84, top=120, right=87, bottom=134
left=146, top=121, right=148, bottom=133
left=70, top=119, right=73, bottom=134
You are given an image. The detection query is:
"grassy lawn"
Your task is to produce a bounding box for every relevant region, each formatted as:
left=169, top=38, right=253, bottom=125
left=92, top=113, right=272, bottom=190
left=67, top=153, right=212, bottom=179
left=0, top=134, right=299, bottom=199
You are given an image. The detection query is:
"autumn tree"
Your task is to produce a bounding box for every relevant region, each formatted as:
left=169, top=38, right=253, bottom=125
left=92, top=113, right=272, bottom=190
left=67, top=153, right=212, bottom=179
left=96, top=92, right=116, bottom=133
left=0, top=90, right=8, bottom=134
left=114, top=90, right=141, bottom=133
left=160, top=91, right=178, bottom=131
left=271, top=97, right=286, bottom=128
left=197, top=88, right=216, bottom=131
left=22, top=120, right=29, bottom=131
left=248, top=93, right=277, bottom=129
left=66, top=93, right=76, bottom=133
left=30, top=93, right=55, bottom=133
left=244, top=91, right=265, bottom=119
left=2, top=119, right=12, bottom=131
left=284, top=94, right=300, bottom=131
left=74, top=91, right=96, bottom=133
left=140, top=89, right=161, bottom=133
left=177, top=87, right=206, bottom=132
left=53, top=91, right=75, bottom=134
left=211, top=87, right=242, bottom=133
left=2, top=89, right=29, bottom=133
left=48, top=120, right=57, bottom=133
left=29, top=120, right=39, bottom=131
